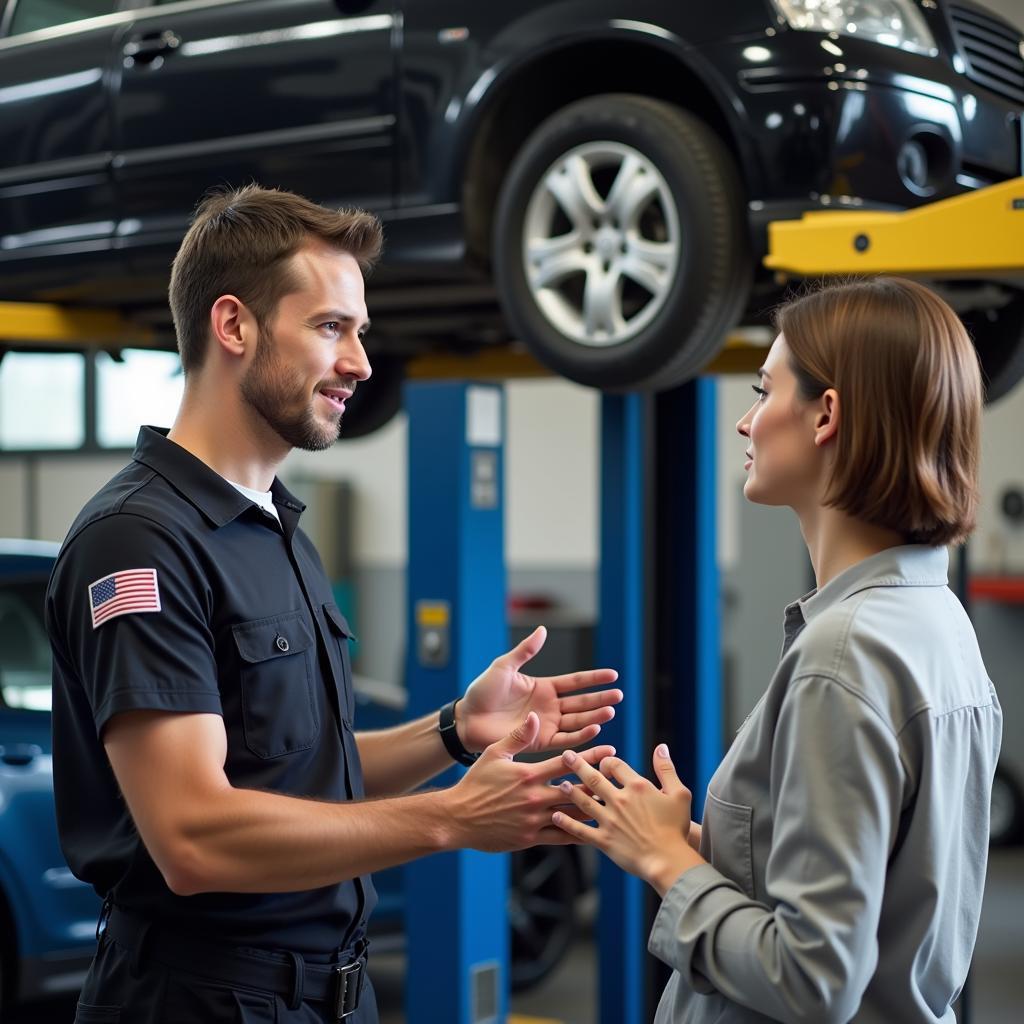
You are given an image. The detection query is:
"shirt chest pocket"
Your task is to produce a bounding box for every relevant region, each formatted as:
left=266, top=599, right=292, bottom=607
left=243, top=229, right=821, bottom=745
left=703, top=790, right=756, bottom=900
left=323, top=602, right=356, bottom=724
left=232, top=611, right=319, bottom=759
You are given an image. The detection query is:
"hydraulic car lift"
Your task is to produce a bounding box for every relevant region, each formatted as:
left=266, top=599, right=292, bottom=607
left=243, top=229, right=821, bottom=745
left=4, top=177, right=1022, bottom=1024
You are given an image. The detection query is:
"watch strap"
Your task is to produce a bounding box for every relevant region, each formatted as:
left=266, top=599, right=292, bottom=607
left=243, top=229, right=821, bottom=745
left=439, top=698, right=479, bottom=766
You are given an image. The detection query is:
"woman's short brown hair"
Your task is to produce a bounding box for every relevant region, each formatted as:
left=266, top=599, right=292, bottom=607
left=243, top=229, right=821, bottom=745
left=774, top=277, right=982, bottom=546
left=169, top=184, right=383, bottom=375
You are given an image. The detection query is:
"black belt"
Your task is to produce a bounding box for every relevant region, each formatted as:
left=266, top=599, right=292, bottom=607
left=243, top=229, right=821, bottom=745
left=103, top=905, right=367, bottom=1021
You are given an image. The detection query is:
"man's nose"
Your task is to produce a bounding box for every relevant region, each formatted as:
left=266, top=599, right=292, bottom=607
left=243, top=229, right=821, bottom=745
left=337, top=339, right=372, bottom=382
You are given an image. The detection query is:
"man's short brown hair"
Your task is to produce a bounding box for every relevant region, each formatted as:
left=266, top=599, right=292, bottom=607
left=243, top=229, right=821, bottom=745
left=169, top=184, right=383, bottom=374
left=774, top=277, right=982, bottom=546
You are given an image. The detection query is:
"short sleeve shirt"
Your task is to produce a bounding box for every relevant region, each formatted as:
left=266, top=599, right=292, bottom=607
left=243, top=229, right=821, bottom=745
left=46, top=426, right=375, bottom=954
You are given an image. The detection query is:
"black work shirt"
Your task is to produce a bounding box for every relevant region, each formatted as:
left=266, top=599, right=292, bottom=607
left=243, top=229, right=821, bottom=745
left=46, top=426, right=375, bottom=954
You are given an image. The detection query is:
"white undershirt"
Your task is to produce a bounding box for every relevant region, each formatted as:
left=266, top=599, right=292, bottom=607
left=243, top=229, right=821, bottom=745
left=227, top=479, right=281, bottom=525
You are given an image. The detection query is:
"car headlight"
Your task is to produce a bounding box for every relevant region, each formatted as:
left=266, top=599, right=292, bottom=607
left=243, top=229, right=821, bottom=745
left=770, top=0, right=938, bottom=56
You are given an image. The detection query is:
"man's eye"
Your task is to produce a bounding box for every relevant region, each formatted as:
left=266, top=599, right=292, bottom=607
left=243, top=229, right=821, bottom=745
left=322, top=322, right=339, bottom=332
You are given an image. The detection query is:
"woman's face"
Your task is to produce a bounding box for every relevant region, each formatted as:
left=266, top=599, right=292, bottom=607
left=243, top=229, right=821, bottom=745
left=736, top=334, right=826, bottom=509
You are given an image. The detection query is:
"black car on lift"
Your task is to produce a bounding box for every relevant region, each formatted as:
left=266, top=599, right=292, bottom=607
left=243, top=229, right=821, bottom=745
left=0, top=0, right=1022, bottom=429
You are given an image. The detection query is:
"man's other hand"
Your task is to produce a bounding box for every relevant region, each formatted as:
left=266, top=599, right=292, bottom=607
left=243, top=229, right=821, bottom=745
left=458, top=626, right=622, bottom=754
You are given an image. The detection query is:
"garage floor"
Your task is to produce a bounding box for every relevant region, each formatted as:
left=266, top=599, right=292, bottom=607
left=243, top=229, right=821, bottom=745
left=378, top=848, right=1024, bottom=1024
left=25, top=849, right=1023, bottom=1023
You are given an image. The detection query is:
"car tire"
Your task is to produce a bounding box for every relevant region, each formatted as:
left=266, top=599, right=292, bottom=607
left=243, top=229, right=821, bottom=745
left=990, top=765, right=1024, bottom=847
left=962, top=290, right=1024, bottom=404
left=337, top=354, right=404, bottom=440
left=493, top=94, right=751, bottom=391
left=508, top=845, right=580, bottom=992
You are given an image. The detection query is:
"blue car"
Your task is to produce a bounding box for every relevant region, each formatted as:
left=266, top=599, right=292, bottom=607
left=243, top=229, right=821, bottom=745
left=0, top=543, right=585, bottom=1012
left=0, top=540, right=98, bottom=1009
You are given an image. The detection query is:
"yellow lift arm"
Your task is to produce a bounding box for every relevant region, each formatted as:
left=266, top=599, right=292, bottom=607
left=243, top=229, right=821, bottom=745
left=765, top=176, right=1024, bottom=279
left=0, top=301, right=156, bottom=349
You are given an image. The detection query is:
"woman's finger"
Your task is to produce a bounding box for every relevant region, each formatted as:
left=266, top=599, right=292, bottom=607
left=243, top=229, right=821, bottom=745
left=552, top=802, right=599, bottom=823
left=599, top=755, right=642, bottom=788
left=533, top=744, right=616, bottom=782
left=551, top=811, right=600, bottom=845
left=558, top=779, right=603, bottom=817
left=652, top=743, right=685, bottom=794
left=562, top=749, right=614, bottom=799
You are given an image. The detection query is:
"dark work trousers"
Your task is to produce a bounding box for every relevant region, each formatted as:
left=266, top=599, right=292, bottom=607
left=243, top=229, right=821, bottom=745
left=74, top=928, right=380, bottom=1024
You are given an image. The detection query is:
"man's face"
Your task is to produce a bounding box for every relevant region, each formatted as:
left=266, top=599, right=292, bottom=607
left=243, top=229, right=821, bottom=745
left=240, top=243, right=372, bottom=451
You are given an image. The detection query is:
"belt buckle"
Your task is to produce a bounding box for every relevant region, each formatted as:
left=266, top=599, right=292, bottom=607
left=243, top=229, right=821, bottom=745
left=331, top=959, right=362, bottom=1021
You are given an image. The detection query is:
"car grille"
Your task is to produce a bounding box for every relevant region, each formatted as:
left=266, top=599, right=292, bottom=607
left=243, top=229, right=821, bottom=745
left=949, top=4, right=1024, bottom=105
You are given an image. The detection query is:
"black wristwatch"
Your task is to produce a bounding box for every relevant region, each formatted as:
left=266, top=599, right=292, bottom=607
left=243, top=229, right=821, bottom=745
left=438, top=699, right=479, bottom=766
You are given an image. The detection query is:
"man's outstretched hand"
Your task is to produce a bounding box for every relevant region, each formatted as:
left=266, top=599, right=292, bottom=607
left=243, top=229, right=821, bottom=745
left=457, top=626, right=622, bottom=754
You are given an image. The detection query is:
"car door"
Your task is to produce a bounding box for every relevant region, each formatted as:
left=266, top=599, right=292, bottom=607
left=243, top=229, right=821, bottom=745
left=0, top=0, right=124, bottom=298
left=112, top=0, right=397, bottom=273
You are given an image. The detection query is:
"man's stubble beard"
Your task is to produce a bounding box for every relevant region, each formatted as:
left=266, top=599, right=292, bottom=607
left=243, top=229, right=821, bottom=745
left=239, top=326, right=341, bottom=452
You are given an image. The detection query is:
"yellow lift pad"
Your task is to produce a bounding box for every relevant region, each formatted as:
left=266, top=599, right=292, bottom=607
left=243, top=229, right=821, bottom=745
left=765, top=176, right=1024, bottom=279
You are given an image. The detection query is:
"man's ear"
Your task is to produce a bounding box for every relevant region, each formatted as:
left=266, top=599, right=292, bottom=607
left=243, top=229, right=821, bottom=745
left=208, top=295, right=256, bottom=361
left=814, top=388, right=840, bottom=447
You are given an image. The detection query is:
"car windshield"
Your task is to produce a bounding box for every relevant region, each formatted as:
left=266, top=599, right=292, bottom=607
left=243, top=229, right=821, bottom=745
left=0, top=579, right=52, bottom=711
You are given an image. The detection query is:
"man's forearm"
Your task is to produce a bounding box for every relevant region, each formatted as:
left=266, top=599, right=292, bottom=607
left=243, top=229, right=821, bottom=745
left=169, top=784, right=456, bottom=895
left=356, top=706, right=459, bottom=797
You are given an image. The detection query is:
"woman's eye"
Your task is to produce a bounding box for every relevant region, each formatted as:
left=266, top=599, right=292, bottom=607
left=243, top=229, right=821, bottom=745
left=752, top=384, right=768, bottom=401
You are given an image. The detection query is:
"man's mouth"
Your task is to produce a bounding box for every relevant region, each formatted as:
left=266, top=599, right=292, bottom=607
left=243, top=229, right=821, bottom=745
left=319, top=387, right=354, bottom=412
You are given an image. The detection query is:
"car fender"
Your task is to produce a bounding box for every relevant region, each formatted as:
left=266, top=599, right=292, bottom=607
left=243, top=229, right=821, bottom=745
left=431, top=2, right=763, bottom=206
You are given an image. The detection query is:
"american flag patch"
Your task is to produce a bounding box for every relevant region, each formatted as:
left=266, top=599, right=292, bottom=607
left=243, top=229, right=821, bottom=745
left=88, top=569, right=161, bottom=629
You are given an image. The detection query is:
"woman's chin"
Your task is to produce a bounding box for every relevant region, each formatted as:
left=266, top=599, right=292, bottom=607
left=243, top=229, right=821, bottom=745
left=743, top=477, right=784, bottom=507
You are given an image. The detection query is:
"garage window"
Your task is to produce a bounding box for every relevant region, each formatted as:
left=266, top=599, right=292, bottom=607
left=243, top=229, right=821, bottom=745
left=8, top=0, right=119, bottom=36
left=0, top=351, right=85, bottom=450
left=95, top=349, right=183, bottom=448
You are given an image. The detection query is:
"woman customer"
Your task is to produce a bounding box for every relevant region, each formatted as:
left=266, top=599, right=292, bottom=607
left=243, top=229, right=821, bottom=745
left=554, top=277, right=1002, bottom=1023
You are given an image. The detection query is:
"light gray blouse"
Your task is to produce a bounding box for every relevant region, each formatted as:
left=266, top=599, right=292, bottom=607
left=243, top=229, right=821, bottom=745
left=651, top=545, right=1002, bottom=1023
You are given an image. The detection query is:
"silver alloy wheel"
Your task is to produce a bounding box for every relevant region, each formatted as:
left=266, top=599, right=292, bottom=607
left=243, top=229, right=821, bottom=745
left=522, top=141, right=681, bottom=348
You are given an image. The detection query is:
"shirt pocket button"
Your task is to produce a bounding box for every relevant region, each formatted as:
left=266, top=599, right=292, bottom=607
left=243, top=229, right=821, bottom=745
left=275, top=635, right=290, bottom=653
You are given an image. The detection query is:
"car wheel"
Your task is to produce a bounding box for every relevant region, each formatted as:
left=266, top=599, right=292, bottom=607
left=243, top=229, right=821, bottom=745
left=508, top=845, right=580, bottom=992
left=493, top=94, right=750, bottom=391
left=962, top=290, right=1024, bottom=404
left=337, top=353, right=404, bottom=440
left=990, top=765, right=1024, bottom=847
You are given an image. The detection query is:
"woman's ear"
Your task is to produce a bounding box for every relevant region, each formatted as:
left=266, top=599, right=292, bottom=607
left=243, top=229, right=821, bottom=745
left=814, top=388, right=840, bottom=447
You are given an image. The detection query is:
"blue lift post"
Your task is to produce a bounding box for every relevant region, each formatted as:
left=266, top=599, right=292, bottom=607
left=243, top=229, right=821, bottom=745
left=598, top=379, right=723, bottom=1023
left=404, top=380, right=509, bottom=1024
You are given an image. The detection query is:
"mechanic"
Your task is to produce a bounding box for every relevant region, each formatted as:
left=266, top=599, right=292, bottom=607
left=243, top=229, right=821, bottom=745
left=46, top=185, right=622, bottom=1024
